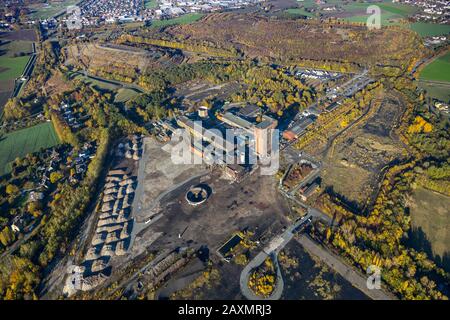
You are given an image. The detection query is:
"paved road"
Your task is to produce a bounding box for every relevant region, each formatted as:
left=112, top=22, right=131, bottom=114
left=0, top=223, right=42, bottom=262
left=239, top=214, right=313, bottom=300
left=296, top=234, right=397, bottom=300
left=279, top=187, right=334, bottom=226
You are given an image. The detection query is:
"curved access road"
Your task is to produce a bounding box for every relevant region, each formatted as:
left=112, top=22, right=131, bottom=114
left=239, top=214, right=312, bottom=300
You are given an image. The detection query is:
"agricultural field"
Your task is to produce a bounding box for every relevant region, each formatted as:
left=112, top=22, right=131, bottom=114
left=0, top=56, right=30, bottom=81
left=409, top=22, right=450, bottom=38
left=335, top=1, right=417, bottom=26
left=418, top=81, right=450, bottom=103
left=0, top=122, right=60, bottom=176
left=0, top=30, right=36, bottom=114
left=408, top=187, right=450, bottom=261
left=0, top=40, right=33, bottom=57
left=419, top=52, right=450, bottom=83
left=149, top=13, right=204, bottom=28
left=28, top=0, right=80, bottom=20
left=0, top=29, right=38, bottom=42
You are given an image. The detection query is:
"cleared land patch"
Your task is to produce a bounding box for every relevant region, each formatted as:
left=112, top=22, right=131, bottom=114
left=408, top=187, right=450, bottom=259
left=65, top=43, right=183, bottom=79
left=0, top=122, right=60, bottom=176
left=321, top=97, right=406, bottom=210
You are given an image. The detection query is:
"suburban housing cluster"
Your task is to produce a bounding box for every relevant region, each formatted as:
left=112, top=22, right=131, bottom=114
left=72, top=0, right=264, bottom=26
left=400, top=0, right=450, bottom=23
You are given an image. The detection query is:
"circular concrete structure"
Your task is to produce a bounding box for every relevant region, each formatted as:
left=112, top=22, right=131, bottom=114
left=185, top=184, right=211, bottom=206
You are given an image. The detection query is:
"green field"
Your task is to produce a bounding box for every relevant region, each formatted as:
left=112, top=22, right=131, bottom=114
left=418, top=81, right=450, bottom=102
left=285, top=8, right=315, bottom=18
left=0, top=56, right=30, bottom=81
left=420, top=52, right=450, bottom=83
left=377, top=2, right=417, bottom=16
left=0, top=40, right=33, bottom=58
left=340, top=1, right=417, bottom=16
left=410, top=187, right=450, bottom=258
left=114, top=88, right=140, bottom=103
left=337, top=1, right=417, bottom=26
left=0, top=122, right=60, bottom=176
left=409, top=22, right=450, bottom=37
left=28, top=0, right=80, bottom=20
left=149, top=13, right=204, bottom=28
left=340, top=11, right=401, bottom=26
left=69, top=72, right=121, bottom=91
left=145, top=0, right=158, bottom=9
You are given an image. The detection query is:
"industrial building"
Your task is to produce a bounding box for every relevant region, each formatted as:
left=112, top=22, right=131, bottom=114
left=283, top=116, right=314, bottom=141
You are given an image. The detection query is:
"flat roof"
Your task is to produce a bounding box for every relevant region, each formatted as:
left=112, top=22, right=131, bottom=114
left=238, top=104, right=259, bottom=117
left=221, top=112, right=253, bottom=130
left=290, top=117, right=314, bottom=135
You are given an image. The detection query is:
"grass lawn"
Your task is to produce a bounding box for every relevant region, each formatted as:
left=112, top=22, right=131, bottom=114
left=409, top=22, right=450, bottom=37
left=149, top=13, right=204, bottom=28
left=145, top=0, right=158, bottom=9
left=114, top=88, right=140, bottom=103
left=410, top=187, right=450, bottom=258
left=0, top=122, right=60, bottom=176
left=0, top=56, right=30, bottom=81
left=68, top=72, right=121, bottom=91
left=420, top=51, right=450, bottom=83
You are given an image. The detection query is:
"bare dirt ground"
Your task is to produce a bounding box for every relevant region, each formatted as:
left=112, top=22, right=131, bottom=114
left=0, top=29, right=38, bottom=42
left=320, top=96, right=407, bottom=210
left=42, top=71, right=74, bottom=96
left=133, top=138, right=209, bottom=223
left=65, top=43, right=182, bottom=75
left=126, top=137, right=287, bottom=259
left=173, top=80, right=243, bottom=107
left=98, top=136, right=291, bottom=299
left=130, top=169, right=289, bottom=299
left=135, top=166, right=289, bottom=259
